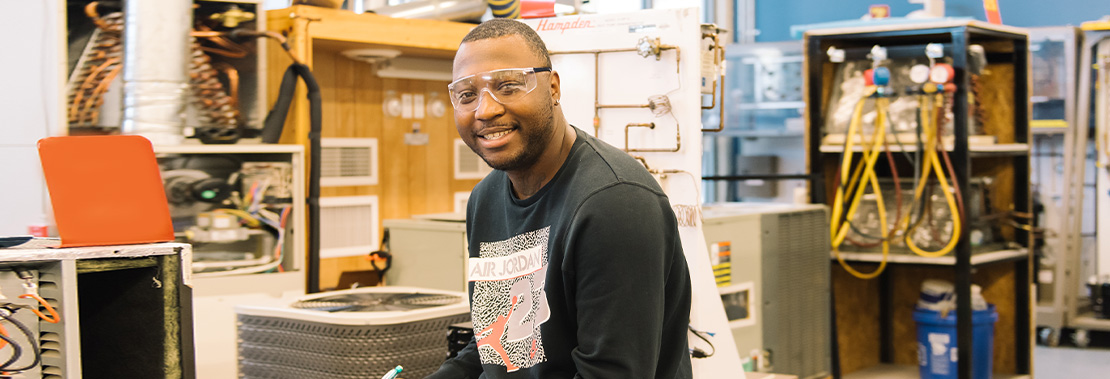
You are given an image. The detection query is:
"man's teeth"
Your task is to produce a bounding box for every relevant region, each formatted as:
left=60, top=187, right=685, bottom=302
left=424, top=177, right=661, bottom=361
left=482, top=130, right=511, bottom=139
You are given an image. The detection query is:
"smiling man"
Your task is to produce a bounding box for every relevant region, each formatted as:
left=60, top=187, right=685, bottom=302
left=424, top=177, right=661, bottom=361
left=427, top=19, right=692, bottom=379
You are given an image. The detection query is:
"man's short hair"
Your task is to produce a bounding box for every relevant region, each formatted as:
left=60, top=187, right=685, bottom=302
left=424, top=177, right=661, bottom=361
left=461, top=19, right=552, bottom=68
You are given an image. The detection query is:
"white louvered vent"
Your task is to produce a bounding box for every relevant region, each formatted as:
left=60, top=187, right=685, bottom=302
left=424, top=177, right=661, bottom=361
left=454, top=191, right=470, bottom=214
left=37, top=270, right=68, bottom=379
left=319, top=196, right=380, bottom=258
left=454, top=139, right=494, bottom=180
left=321, top=138, right=378, bottom=186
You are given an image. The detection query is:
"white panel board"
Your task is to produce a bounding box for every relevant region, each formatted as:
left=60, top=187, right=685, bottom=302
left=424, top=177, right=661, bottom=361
left=523, top=8, right=745, bottom=377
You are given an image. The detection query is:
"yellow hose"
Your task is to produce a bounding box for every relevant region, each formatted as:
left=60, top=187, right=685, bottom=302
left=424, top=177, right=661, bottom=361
left=831, top=87, right=889, bottom=279
left=898, top=93, right=962, bottom=257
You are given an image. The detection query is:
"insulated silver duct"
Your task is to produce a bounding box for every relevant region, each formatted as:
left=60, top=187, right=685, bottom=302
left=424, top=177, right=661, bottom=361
left=121, top=0, right=192, bottom=145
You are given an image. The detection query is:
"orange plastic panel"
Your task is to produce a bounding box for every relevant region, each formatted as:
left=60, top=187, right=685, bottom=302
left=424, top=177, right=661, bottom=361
left=38, top=135, right=174, bottom=247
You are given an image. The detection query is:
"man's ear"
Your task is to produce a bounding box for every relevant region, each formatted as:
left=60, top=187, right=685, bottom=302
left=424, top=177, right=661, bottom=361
left=550, top=70, right=561, bottom=105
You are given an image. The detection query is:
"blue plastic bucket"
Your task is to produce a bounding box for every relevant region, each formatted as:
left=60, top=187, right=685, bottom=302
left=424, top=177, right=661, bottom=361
left=913, top=305, right=998, bottom=379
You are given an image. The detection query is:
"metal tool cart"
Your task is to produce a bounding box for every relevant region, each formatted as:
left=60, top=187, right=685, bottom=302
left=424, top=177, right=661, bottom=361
left=804, top=21, right=1033, bottom=379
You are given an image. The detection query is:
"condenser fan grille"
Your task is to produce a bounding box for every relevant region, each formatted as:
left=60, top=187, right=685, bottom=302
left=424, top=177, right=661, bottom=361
left=291, top=292, right=462, bottom=312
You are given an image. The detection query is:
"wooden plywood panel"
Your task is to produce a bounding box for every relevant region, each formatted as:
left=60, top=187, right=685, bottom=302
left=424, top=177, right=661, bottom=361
left=976, top=63, right=1015, bottom=144
left=404, top=81, right=430, bottom=215
left=978, top=262, right=1017, bottom=375
left=833, top=263, right=882, bottom=375
left=315, top=51, right=338, bottom=138
left=380, top=78, right=409, bottom=223
left=423, top=81, right=454, bottom=212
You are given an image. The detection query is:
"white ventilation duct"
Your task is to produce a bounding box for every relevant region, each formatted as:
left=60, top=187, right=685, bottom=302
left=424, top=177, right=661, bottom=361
left=121, top=0, right=192, bottom=145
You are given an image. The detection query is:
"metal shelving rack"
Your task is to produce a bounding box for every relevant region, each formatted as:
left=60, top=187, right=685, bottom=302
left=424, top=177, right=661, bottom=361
left=1066, top=23, right=1110, bottom=342
left=803, top=21, right=1032, bottom=379
left=1025, top=26, right=1084, bottom=347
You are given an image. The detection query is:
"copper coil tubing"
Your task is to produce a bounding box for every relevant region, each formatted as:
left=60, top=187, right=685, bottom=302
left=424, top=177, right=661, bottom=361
left=68, top=3, right=124, bottom=127
left=188, top=40, right=241, bottom=128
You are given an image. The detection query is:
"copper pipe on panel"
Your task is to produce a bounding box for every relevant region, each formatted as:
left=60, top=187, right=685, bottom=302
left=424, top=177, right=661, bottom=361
left=625, top=122, right=681, bottom=153
left=551, top=45, right=680, bottom=137
left=700, top=32, right=726, bottom=132
left=599, top=104, right=652, bottom=109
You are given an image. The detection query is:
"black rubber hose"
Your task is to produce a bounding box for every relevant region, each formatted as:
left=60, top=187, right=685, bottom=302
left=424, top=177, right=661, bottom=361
left=260, top=66, right=299, bottom=144
left=260, top=63, right=323, bottom=293
left=294, top=63, right=323, bottom=294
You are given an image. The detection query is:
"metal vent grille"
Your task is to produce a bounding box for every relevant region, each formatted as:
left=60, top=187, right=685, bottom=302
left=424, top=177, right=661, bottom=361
left=765, top=208, right=830, bottom=379
left=319, top=196, right=379, bottom=258
left=321, top=138, right=378, bottom=186
left=237, top=312, right=469, bottom=379
left=454, top=139, right=493, bottom=179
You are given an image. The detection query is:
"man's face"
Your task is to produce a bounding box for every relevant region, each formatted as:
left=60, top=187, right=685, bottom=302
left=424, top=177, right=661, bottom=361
left=452, top=35, right=558, bottom=172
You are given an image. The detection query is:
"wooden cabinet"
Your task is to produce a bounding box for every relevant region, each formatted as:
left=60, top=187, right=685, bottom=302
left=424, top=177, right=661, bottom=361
left=265, top=6, right=477, bottom=290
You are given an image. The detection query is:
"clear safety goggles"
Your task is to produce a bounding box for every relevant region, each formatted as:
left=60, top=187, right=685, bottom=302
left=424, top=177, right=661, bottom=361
left=447, top=67, right=552, bottom=112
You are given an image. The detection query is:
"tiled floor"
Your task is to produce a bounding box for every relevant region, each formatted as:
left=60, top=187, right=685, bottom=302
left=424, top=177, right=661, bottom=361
left=1034, top=346, right=1110, bottom=378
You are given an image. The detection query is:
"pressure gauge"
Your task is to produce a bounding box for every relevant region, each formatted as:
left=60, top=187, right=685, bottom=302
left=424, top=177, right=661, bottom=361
left=910, top=64, right=931, bottom=84
left=930, top=63, right=955, bottom=84
left=872, top=67, right=891, bottom=86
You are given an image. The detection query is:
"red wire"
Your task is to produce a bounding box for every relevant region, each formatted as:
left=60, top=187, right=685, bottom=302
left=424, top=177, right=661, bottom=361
left=17, top=294, right=60, bottom=324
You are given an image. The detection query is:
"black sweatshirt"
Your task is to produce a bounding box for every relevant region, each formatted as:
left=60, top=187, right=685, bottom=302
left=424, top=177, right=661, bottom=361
left=427, top=126, right=693, bottom=379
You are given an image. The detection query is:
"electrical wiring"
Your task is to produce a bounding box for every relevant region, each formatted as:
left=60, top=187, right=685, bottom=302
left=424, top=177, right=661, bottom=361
left=274, top=207, right=291, bottom=273
left=687, top=326, right=716, bottom=359
left=830, top=84, right=890, bottom=279
left=16, top=294, right=59, bottom=324
left=0, top=310, right=41, bottom=373
left=211, top=208, right=262, bottom=228
left=0, top=331, right=21, bottom=371
left=195, top=257, right=282, bottom=278
left=193, top=206, right=290, bottom=275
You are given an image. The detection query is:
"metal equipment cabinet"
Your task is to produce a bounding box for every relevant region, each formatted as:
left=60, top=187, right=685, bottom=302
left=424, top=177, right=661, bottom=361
left=264, top=6, right=480, bottom=291
left=0, top=242, right=194, bottom=379
left=803, top=21, right=1033, bottom=379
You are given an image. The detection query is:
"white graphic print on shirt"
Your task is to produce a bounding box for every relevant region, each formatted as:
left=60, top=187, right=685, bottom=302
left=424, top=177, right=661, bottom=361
left=468, top=226, right=551, bottom=372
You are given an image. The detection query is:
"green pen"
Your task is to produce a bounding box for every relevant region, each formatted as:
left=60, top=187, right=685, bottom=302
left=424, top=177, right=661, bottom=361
left=380, top=365, right=403, bottom=379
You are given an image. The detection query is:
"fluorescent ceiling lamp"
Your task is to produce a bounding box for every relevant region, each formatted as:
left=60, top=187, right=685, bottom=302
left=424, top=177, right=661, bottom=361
left=376, top=57, right=453, bottom=81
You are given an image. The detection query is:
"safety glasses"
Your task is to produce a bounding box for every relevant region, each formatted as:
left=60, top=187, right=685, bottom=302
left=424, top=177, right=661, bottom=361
left=447, top=67, right=552, bottom=112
